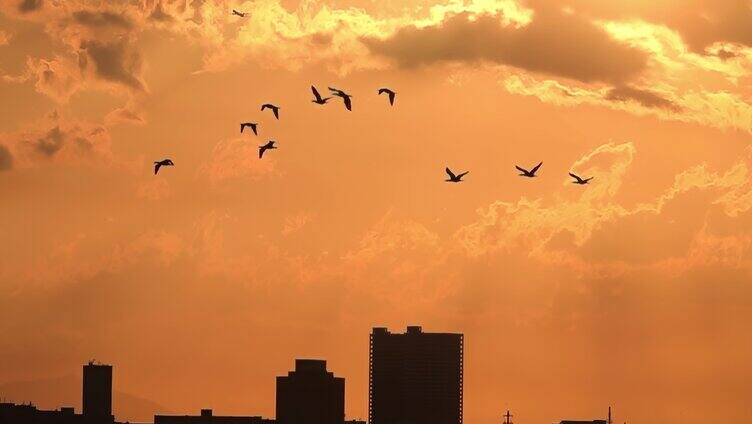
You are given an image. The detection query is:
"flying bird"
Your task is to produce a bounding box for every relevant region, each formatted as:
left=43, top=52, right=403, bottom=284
left=232, top=9, right=246, bottom=17
left=240, top=122, right=258, bottom=135
left=329, top=87, right=352, bottom=111
left=378, top=88, right=396, bottom=105
left=311, top=86, right=331, bottom=105
left=569, top=172, right=593, bottom=185
left=154, top=159, right=174, bottom=175
left=259, top=140, right=277, bottom=158
left=516, top=162, right=543, bottom=178
left=261, top=103, right=280, bottom=119
left=445, top=167, right=469, bottom=183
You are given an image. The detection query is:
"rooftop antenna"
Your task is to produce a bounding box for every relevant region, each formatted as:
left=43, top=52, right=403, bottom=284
left=503, top=410, right=513, bottom=424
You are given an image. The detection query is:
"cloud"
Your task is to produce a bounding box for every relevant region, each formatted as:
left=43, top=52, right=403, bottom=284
left=0, top=30, right=11, bottom=45
left=2, top=0, right=746, bottom=138
left=597, top=19, right=751, bottom=80
left=508, top=0, right=752, bottom=57
left=678, top=1, right=752, bottom=52
left=31, top=126, right=66, bottom=157
left=570, top=0, right=752, bottom=53
left=128, top=230, right=186, bottom=266
left=503, top=71, right=752, bottom=134
left=79, top=39, right=145, bottom=92
left=427, top=7, right=752, bottom=134
left=136, top=178, right=171, bottom=201
left=682, top=226, right=752, bottom=270
left=605, top=86, right=680, bottom=111
left=455, top=142, right=636, bottom=258
left=105, top=106, right=145, bottom=126
left=364, top=9, right=648, bottom=83
left=199, top=138, right=276, bottom=184
left=282, top=212, right=312, bottom=236
left=17, top=0, right=42, bottom=14
left=72, top=10, right=133, bottom=30
left=453, top=139, right=752, bottom=277
left=6, top=47, right=145, bottom=105
left=338, top=211, right=448, bottom=304
left=21, top=56, right=83, bottom=103
left=568, top=141, right=636, bottom=199
left=668, top=158, right=752, bottom=218
left=346, top=211, right=440, bottom=262
left=576, top=158, right=752, bottom=267
left=127, top=0, right=535, bottom=75
left=0, top=2, right=147, bottom=113
left=0, top=112, right=115, bottom=168
left=147, top=2, right=173, bottom=23
left=0, top=144, right=13, bottom=171
left=105, top=97, right=146, bottom=126
left=54, top=9, right=146, bottom=96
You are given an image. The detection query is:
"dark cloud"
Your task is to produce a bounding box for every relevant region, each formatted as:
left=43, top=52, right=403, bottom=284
left=0, top=144, right=13, bottom=171
left=363, top=10, right=648, bottom=84
left=79, top=39, right=145, bottom=91
left=17, top=123, right=105, bottom=160
left=72, top=10, right=133, bottom=29
left=17, top=0, right=42, bottom=13
left=533, top=0, right=752, bottom=53
left=30, top=126, right=64, bottom=157
left=148, top=3, right=174, bottom=22
left=675, top=5, right=752, bottom=52
left=606, top=86, right=680, bottom=111
left=310, top=32, right=333, bottom=46
left=714, top=49, right=738, bottom=60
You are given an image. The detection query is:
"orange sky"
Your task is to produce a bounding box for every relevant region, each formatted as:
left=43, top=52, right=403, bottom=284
left=1, top=1, right=752, bottom=423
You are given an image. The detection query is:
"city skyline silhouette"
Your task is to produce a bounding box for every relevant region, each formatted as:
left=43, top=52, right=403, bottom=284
left=0, top=326, right=619, bottom=424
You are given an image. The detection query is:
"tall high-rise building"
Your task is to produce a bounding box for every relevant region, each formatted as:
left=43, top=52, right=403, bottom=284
left=368, top=326, right=464, bottom=424
left=276, top=359, right=345, bottom=424
left=82, top=361, right=113, bottom=421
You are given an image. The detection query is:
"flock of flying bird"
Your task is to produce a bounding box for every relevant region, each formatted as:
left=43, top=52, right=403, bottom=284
left=154, top=9, right=593, bottom=185
left=153, top=85, right=394, bottom=173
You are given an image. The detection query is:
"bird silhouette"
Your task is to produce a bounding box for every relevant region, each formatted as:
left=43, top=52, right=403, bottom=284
left=516, top=162, right=542, bottom=177
left=329, top=87, right=352, bottom=111
left=569, top=172, right=593, bottom=185
left=240, top=122, right=258, bottom=135
left=445, top=167, right=468, bottom=182
left=259, top=140, right=277, bottom=158
left=378, top=88, right=396, bottom=105
left=154, top=159, right=174, bottom=175
left=311, top=86, right=331, bottom=105
left=232, top=9, right=246, bottom=17
left=261, top=103, right=280, bottom=119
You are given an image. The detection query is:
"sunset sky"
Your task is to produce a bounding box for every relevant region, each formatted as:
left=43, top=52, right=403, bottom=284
left=1, top=0, right=752, bottom=423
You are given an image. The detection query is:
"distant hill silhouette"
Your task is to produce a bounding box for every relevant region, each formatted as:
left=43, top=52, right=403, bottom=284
left=0, top=374, right=170, bottom=422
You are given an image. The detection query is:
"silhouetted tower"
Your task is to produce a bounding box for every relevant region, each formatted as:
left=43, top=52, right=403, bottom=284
left=82, top=361, right=113, bottom=421
left=276, top=359, right=344, bottom=424
left=503, top=410, right=513, bottom=424
left=368, top=326, right=464, bottom=424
